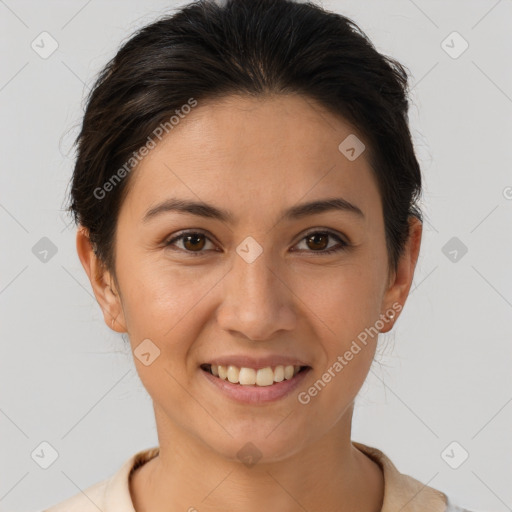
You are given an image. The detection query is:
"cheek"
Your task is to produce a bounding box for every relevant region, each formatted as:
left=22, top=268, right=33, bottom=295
left=117, top=259, right=232, bottom=396
left=295, top=269, right=379, bottom=419
left=290, top=261, right=383, bottom=401
left=118, top=254, right=223, bottom=336
left=292, top=260, right=383, bottom=340
left=117, top=264, right=216, bottom=404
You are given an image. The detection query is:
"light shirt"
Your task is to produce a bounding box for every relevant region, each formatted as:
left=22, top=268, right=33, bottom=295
left=40, top=442, right=476, bottom=511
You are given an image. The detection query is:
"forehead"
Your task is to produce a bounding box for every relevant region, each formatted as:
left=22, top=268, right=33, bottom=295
left=120, top=94, right=381, bottom=225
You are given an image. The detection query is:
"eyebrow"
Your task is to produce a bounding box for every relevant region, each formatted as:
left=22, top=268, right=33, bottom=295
left=142, top=196, right=365, bottom=224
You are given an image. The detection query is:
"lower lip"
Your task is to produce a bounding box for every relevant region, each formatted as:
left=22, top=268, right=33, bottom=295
left=200, top=367, right=312, bottom=404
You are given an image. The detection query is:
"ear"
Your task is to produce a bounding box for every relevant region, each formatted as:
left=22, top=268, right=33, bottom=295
left=75, top=225, right=127, bottom=332
left=379, top=216, right=422, bottom=334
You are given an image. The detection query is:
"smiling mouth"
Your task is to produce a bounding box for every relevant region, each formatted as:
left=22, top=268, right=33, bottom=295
left=200, top=363, right=311, bottom=386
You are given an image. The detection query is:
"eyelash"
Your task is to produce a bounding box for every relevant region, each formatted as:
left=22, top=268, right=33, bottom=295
left=164, top=229, right=349, bottom=257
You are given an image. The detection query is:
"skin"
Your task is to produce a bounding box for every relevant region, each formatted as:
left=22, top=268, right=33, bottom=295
left=77, top=93, right=422, bottom=512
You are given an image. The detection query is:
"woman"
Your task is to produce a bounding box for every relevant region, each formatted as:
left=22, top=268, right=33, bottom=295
left=43, top=0, right=477, bottom=510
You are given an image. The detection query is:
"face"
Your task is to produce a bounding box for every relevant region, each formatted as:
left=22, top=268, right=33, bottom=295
left=79, top=93, right=420, bottom=464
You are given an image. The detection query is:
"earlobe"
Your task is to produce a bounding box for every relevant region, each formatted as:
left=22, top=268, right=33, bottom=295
left=75, top=226, right=127, bottom=333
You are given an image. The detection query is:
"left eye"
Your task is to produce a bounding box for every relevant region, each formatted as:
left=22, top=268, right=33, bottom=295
left=164, top=229, right=348, bottom=256
left=293, top=230, right=348, bottom=254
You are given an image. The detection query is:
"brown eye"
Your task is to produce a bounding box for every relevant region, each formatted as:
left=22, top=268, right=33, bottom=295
left=293, top=230, right=348, bottom=255
left=305, top=232, right=329, bottom=251
left=182, top=233, right=206, bottom=251
left=165, top=231, right=216, bottom=255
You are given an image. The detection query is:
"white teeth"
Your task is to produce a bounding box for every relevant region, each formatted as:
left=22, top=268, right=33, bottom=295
left=256, top=367, right=274, bottom=386
left=239, top=367, right=256, bottom=385
left=284, top=365, right=295, bottom=380
left=273, top=365, right=284, bottom=382
left=218, top=365, right=228, bottom=380
left=227, top=365, right=239, bottom=383
left=207, top=364, right=303, bottom=386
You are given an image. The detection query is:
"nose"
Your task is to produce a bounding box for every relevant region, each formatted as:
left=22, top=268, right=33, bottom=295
left=216, top=248, right=297, bottom=341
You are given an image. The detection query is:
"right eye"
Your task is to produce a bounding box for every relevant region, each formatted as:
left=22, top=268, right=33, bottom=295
left=164, top=230, right=217, bottom=256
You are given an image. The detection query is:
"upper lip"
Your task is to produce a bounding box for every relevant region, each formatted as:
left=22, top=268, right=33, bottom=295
left=202, top=355, right=311, bottom=370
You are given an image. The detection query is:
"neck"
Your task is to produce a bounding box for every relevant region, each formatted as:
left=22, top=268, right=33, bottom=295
left=130, top=404, right=384, bottom=512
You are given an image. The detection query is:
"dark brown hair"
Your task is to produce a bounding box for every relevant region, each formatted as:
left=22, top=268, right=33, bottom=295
left=65, top=0, right=422, bottom=285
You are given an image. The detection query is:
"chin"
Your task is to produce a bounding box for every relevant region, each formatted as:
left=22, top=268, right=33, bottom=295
left=202, top=426, right=309, bottom=467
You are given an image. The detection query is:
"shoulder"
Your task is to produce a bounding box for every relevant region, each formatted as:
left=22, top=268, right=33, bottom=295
left=353, top=441, right=483, bottom=512
left=354, top=441, right=450, bottom=511
left=41, top=446, right=160, bottom=512
left=353, top=441, right=448, bottom=511
left=444, top=493, right=482, bottom=512
left=42, top=478, right=109, bottom=512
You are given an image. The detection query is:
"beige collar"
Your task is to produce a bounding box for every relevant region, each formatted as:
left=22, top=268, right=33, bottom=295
left=46, top=442, right=448, bottom=511
left=353, top=441, right=447, bottom=511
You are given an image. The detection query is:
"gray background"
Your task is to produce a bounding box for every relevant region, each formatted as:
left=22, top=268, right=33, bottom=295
left=1, top=1, right=511, bottom=511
